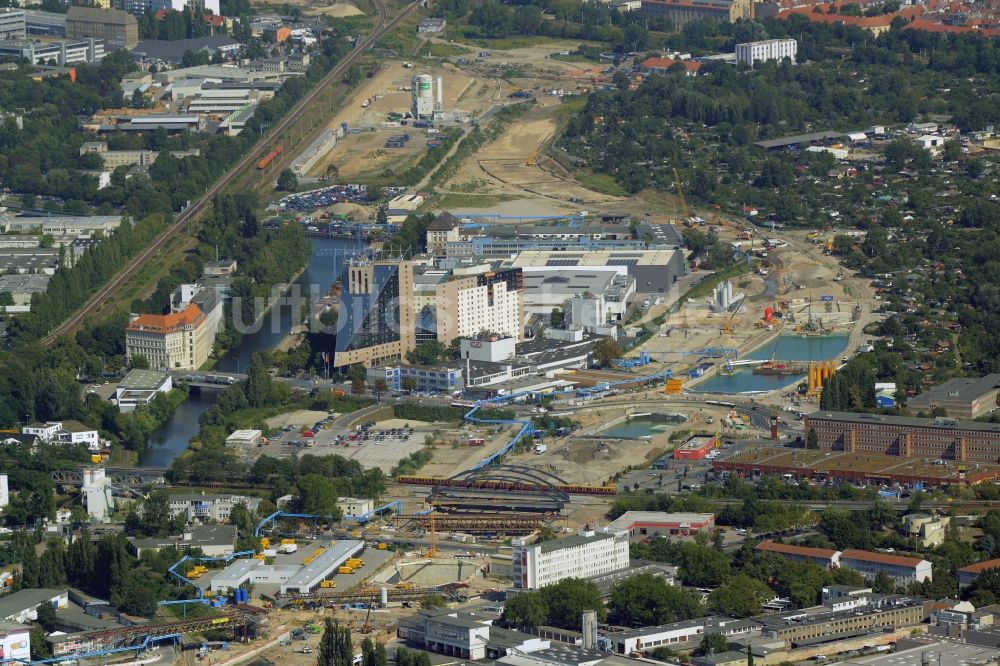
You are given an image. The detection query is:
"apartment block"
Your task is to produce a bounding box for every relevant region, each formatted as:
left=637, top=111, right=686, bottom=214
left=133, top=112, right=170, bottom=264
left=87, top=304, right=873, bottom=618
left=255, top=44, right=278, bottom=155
left=65, top=6, right=138, bottom=49
left=755, top=541, right=841, bottom=569
left=333, top=260, right=415, bottom=369
left=434, top=267, right=524, bottom=343
left=126, top=304, right=212, bottom=371
left=512, top=529, right=629, bottom=590
left=907, top=374, right=1000, bottom=420
left=79, top=142, right=200, bottom=169
left=22, top=420, right=101, bottom=451
left=640, top=0, right=752, bottom=27
left=0, top=9, right=26, bottom=40
left=734, top=38, right=797, bottom=67
left=958, top=558, right=1000, bottom=589
left=838, top=549, right=932, bottom=586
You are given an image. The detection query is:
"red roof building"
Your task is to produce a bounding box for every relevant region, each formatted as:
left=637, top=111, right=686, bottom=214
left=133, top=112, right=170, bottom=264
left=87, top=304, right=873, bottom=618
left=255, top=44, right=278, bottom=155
left=640, top=56, right=704, bottom=76
left=756, top=540, right=841, bottom=568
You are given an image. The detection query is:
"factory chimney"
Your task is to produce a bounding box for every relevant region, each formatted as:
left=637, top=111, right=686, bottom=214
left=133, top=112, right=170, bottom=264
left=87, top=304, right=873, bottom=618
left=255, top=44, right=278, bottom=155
left=436, top=76, right=444, bottom=110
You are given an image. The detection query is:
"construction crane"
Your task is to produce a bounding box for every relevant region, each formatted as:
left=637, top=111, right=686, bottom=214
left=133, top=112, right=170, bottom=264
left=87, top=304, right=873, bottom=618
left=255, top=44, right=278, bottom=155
left=673, top=167, right=690, bottom=225
left=721, top=298, right=744, bottom=335
left=526, top=134, right=551, bottom=167
left=361, top=593, right=377, bottom=634
left=427, top=502, right=439, bottom=559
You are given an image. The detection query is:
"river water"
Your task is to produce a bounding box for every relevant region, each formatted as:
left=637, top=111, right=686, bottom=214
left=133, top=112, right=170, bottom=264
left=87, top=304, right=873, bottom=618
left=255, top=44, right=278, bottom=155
left=693, top=334, right=850, bottom=394
left=141, top=236, right=356, bottom=468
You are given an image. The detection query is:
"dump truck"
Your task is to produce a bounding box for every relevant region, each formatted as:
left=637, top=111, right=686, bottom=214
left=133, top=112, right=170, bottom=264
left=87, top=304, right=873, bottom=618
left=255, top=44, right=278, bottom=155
left=320, top=580, right=336, bottom=589
left=338, top=566, right=354, bottom=575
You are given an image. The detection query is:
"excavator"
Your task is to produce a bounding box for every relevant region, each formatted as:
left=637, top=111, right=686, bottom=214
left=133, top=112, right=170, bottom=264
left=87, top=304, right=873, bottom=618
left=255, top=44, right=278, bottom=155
left=526, top=134, right=552, bottom=166
left=361, top=593, right=378, bottom=634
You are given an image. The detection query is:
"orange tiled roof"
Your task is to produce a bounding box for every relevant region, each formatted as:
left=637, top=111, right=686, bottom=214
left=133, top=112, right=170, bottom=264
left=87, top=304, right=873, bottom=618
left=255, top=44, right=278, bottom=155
left=127, top=304, right=205, bottom=334
left=641, top=56, right=703, bottom=74
left=958, top=558, right=1000, bottom=574
left=756, top=540, right=839, bottom=559
left=840, top=548, right=926, bottom=568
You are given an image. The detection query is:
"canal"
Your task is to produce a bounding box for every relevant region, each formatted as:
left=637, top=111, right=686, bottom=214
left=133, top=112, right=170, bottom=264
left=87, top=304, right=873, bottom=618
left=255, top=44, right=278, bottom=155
left=693, top=333, right=850, bottom=394
left=141, top=236, right=357, bottom=468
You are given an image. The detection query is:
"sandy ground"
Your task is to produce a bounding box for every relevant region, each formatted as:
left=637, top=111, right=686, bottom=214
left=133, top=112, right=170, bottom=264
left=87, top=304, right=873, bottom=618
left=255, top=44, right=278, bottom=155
left=304, top=3, right=363, bottom=16
left=264, top=410, right=331, bottom=428
left=306, top=62, right=506, bottom=179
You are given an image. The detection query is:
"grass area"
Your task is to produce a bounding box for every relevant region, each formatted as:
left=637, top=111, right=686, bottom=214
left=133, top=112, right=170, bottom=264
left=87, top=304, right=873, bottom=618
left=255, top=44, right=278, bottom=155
left=576, top=172, right=628, bottom=196
left=427, top=192, right=516, bottom=208
left=465, top=35, right=580, bottom=49
left=554, top=96, right=587, bottom=118
left=550, top=52, right=599, bottom=64
left=422, top=42, right=472, bottom=57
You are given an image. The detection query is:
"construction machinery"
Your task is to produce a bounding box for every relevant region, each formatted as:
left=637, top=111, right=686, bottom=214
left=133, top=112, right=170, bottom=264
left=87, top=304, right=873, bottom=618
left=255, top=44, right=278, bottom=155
left=361, top=593, right=377, bottom=634
left=673, top=167, right=691, bottom=225
left=427, top=502, right=439, bottom=558
left=526, top=134, right=551, bottom=167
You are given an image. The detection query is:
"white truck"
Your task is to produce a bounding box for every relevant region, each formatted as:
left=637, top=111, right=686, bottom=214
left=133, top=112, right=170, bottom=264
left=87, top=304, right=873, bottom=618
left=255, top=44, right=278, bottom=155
left=278, top=543, right=298, bottom=554
left=534, top=444, right=547, bottom=454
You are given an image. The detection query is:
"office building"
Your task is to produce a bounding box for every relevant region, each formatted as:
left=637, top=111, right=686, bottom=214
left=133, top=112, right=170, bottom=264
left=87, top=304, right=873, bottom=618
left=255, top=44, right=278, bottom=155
left=121, top=0, right=220, bottom=18
left=758, top=596, right=930, bottom=647
left=0, top=37, right=103, bottom=65
left=333, top=260, right=415, bottom=369
left=0, top=214, right=123, bottom=235
left=907, top=374, right=1000, bottom=420
left=65, top=6, right=138, bottom=49
left=640, top=0, right=752, bottom=27
left=598, top=617, right=758, bottom=655
left=512, top=529, right=629, bottom=590
left=803, top=410, right=1000, bottom=464
left=756, top=541, right=841, bottom=569
left=605, top=511, right=715, bottom=538
left=23, top=10, right=67, bottom=38
left=337, top=497, right=373, bottom=518
left=167, top=493, right=261, bottom=522
left=398, top=609, right=548, bottom=660
left=113, top=369, right=172, bottom=412
left=521, top=270, right=634, bottom=321
left=0, top=10, right=26, bottom=40
left=433, top=266, right=524, bottom=343
left=126, top=304, right=212, bottom=371
left=22, top=420, right=101, bottom=451
left=508, top=249, right=686, bottom=296
left=130, top=524, right=238, bottom=557
left=838, top=549, right=933, bottom=586
left=958, top=558, right=1000, bottom=590
left=79, top=143, right=200, bottom=169
left=426, top=212, right=462, bottom=254
left=734, top=38, right=797, bottom=67
left=902, top=513, right=950, bottom=548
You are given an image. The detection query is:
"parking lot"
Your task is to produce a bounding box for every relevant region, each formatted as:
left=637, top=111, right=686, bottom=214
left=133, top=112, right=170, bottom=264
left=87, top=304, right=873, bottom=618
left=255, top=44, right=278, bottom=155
left=275, top=184, right=403, bottom=211
left=257, top=417, right=428, bottom=473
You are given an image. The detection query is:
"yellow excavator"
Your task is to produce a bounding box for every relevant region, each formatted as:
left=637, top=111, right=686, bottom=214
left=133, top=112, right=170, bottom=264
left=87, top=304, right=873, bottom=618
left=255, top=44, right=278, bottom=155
left=526, top=134, right=552, bottom=166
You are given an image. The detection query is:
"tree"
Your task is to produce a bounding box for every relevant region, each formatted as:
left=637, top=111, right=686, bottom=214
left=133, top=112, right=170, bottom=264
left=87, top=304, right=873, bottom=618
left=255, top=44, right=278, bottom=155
left=536, top=525, right=557, bottom=542
left=295, top=474, right=343, bottom=518
left=708, top=575, right=773, bottom=618
left=872, top=570, right=895, bottom=594
left=374, top=378, right=389, bottom=395
left=129, top=354, right=150, bottom=370
left=112, top=568, right=159, bottom=616
left=244, top=352, right=274, bottom=407
left=695, top=633, right=729, bottom=657
left=538, top=578, right=606, bottom=628
left=276, top=169, right=298, bottom=192
left=550, top=307, right=565, bottom=329
left=318, top=619, right=353, bottom=666
left=35, top=600, right=58, bottom=631
left=406, top=341, right=447, bottom=365
left=376, top=204, right=388, bottom=226
left=0, top=292, right=13, bottom=307
left=401, top=376, right=417, bottom=392
left=420, top=594, right=448, bottom=610
left=229, top=501, right=253, bottom=534
left=609, top=573, right=704, bottom=627
left=806, top=428, right=819, bottom=449
left=594, top=337, right=622, bottom=367
left=503, top=590, right=549, bottom=628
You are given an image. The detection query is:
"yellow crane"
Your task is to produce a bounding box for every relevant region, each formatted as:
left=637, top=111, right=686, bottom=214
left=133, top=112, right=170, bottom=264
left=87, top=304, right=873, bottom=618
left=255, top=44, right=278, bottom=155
left=526, top=133, right=552, bottom=167
left=673, top=167, right=690, bottom=225
left=427, top=504, right=439, bottom=558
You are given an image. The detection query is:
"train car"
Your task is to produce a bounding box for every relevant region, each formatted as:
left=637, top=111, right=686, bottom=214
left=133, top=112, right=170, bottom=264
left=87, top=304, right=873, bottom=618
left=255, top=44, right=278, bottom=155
left=257, top=145, right=283, bottom=170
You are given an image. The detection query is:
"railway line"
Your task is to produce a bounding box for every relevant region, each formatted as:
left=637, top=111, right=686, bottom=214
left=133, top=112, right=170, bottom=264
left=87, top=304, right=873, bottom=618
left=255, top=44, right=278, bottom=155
left=40, top=0, right=415, bottom=346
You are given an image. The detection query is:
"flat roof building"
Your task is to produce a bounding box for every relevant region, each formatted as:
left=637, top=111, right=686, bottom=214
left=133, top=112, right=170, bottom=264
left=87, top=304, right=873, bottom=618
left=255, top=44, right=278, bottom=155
left=907, top=374, right=1000, bottom=420
left=606, top=511, right=715, bottom=538
left=280, top=540, right=364, bottom=593
left=804, top=410, right=1000, bottom=465
left=513, top=529, right=629, bottom=590
left=168, top=493, right=261, bottom=523
left=114, top=369, right=172, bottom=412
left=0, top=589, right=68, bottom=623
left=333, top=260, right=415, bottom=370
left=65, top=6, right=138, bottom=49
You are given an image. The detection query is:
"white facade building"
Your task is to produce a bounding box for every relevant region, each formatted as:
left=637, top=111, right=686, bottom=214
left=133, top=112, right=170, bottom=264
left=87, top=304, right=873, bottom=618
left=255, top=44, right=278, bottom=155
left=0, top=623, right=30, bottom=664
left=337, top=497, right=374, bottom=518
left=167, top=493, right=262, bottom=523
left=512, top=529, right=629, bottom=590
left=838, top=549, right=933, bottom=586
left=22, top=421, right=100, bottom=451
left=735, top=38, right=797, bottom=67
left=0, top=475, right=7, bottom=509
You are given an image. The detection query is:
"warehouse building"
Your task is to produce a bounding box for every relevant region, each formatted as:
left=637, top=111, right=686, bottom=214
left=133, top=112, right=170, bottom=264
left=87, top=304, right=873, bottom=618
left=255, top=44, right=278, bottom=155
left=758, top=596, right=930, bottom=647
left=512, top=529, right=629, bottom=590
left=280, top=540, right=365, bottom=593
left=803, top=410, right=1000, bottom=464
left=507, top=248, right=687, bottom=296
left=605, top=511, right=715, bottom=538
left=907, top=374, right=1000, bottom=420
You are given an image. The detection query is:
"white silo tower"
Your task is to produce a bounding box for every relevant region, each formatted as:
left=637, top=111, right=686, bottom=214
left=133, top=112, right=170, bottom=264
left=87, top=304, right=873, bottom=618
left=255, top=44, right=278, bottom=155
left=435, top=75, right=444, bottom=111
left=412, top=74, right=434, bottom=118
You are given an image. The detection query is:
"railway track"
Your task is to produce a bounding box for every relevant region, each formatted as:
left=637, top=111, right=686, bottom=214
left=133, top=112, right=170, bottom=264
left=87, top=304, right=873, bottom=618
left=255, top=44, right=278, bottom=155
left=40, top=0, right=415, bottom=346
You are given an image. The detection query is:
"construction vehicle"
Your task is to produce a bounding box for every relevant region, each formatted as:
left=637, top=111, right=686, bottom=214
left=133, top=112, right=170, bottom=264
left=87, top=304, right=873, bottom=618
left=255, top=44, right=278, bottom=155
left=346, top=558, right=364, bottom=568
left=338, top=566, right=355, bottom=575
left=260, top=538, right=271, bottom=549
left=313, top=548, right=326, bottom=557
left=320, top=580, right=336, bottom=589
left=673, top=167, right=691, bottom=225
left=280, top=538, right=295, bottom=545
left=377, top=543, right=388, bottom=551
left=253, top=554, right=267, bottom=561
left=303, top=556, right=314, bottom=565
left=361, top=594, right=377, bottom=634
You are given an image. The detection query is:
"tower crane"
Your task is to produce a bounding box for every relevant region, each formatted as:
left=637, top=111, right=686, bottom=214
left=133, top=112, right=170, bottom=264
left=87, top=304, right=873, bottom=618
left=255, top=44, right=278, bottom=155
left=673, top=167, right=691, bottom=226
